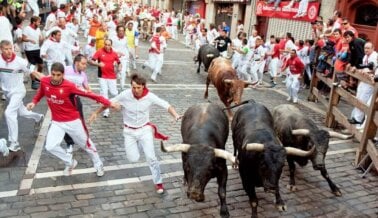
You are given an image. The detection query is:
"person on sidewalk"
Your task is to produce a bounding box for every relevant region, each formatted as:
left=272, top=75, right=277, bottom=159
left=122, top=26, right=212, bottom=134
left=281, top=49, right=305, bottom=103
left=142, top=26, right=163, bottom=82
left=90, top=38, right=121, bottom=118
left=349, top=42, right=377, bottom=126
left=0, top=40, right=44, bottom=152
left=89, top=73, right=181, bottom=194
left=63, top=54, right=92, bottom=154
left=26, top=62, right=118, bottom=177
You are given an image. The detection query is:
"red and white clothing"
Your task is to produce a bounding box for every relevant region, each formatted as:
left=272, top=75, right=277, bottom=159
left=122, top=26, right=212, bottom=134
left=110, top=35, right=129, bottom=90
left=32, top=76, right=111, bottom=168
left=144, top=34, right=163, bottom=81
left=0, top=54, right=43, bottom=147
left=283, top=56, right=305, bottom=101
left=92, top=48, right=120, bottom=115
left=111, top=88, right=170, bottom=184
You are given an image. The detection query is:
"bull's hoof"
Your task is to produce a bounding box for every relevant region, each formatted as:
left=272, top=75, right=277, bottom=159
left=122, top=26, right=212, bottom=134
left=220, top=208, right=230, bottom=218
left=276, top=204, right=287, bottom=212
left=333, top=190, right=342, bottom=196
left=286, top=184, right=297, bottom=191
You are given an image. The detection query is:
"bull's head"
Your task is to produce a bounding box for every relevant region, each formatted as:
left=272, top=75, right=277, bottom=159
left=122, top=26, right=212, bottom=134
left=292, top=129, right=352, bottom=170
left=223, top=79, right=256, bottom=105
left=161, top=142, right=235, bottom=201
left=244, top=143, right=314, bottom=192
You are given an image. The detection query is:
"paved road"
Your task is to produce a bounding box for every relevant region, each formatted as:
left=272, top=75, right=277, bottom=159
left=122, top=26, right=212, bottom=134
left=0, top=34, right=377, bottom=218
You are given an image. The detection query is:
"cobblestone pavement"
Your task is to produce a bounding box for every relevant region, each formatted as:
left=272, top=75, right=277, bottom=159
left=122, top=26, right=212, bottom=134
left=0, top=34, right=377, bottom=218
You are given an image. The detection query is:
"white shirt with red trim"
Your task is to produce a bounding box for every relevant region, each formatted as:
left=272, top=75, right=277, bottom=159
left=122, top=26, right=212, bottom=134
left=111, top=89, right=170, bottom=128
left=0, top=55, right=30, bottom=95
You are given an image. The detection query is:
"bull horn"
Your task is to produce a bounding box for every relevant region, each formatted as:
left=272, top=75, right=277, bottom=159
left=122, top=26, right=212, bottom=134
left=243, top=143, right=265, bottom=151
left=328, top=131, right=353, bottom=139
left=224, top=79, right=233, bottom=84
left=285, top=145, right=315, bottom=157
left=213, top=148, right=236, bottom=164
left=292, top=129, right=310, bottom=136
left=160, top=141, right=190, bottom=153
left=206, top=54, right=215, bottom=58
left=244, top=80, right=258, bottom=86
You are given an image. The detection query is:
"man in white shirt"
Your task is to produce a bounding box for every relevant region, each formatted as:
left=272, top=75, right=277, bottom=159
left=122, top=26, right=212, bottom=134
left=89, top=73, right=181, bottom=194
left=111, top=25, right=129, bottom=91
left=23, top=16, right=44, bottom=89
left=0, top=40, right=44, bottom=152
left=349, top=42, right=378, bottom=126
left=0, top=6, right=13, bottom=45
left=44, top=6, right=58, bottom=34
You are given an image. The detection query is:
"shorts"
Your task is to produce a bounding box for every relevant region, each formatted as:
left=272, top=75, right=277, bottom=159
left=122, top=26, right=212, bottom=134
left=25, top=50, right=43, bottom=65
left=334, top=71, right=348, bottom=82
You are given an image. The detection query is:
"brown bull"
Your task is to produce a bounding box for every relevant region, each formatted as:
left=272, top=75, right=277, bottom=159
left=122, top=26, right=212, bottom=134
left=204, top=57, right=255, bottom=117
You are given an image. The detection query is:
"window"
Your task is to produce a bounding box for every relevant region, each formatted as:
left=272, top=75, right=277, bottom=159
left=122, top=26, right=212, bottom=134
left=354, top=4, right=378, bottom=27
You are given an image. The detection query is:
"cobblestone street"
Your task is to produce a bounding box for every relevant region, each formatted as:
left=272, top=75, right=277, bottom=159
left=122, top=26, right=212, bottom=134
left=0, top=36, right=377, bottom=218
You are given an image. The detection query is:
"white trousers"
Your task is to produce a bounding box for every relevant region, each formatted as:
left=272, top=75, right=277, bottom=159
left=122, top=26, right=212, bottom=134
left=269, top=57, right=280, bottom=78
left=27, top=0, right=40, bottom=16
left=119, top=57, right=129, bottom=90
left=144, top=53, right=163, bottom=81
left=123, top=125, right=162, bottom=184
left=4, top=92, right=41, bottom=145
left=351, top=82, right=373, bottom=122
left=45, top=119, right=103, bottom=168
left=98, top=78, right=118, bottom=114
left=171, top=26, right=178, bottom=40
left=232, top=53, right=241, bottom=69
left=286, top=73, right=301, bottom=99
left=128, top=47, right=137, bottom=70
left=250, top=60, right=266, bottom=83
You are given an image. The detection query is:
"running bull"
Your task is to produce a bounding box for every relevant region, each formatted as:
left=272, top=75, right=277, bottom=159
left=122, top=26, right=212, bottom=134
left=273, top=104, right=352, bottom=196
left=161, top=103, right=235, bottom=218
left=195, top=44, right=220, bottom=74
left=204, top=57, right=255, bottom=118
left=232, top=101, right=314, bottom=217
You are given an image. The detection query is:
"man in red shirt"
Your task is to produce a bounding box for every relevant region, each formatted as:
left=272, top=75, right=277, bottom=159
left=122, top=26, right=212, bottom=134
left=281, top=49, right=305, bottom=103
left=26, top=62, right=118, bottom=177
left=90, top=39, right=122, bottom=117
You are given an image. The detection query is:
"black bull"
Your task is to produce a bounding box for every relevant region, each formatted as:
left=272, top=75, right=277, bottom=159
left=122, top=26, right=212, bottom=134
left=273, top=104, right=352, bottom=196
left=196, top=44, right=220, bottom=74
left=161, top=103, right=235, bottom=218
left=231, top=101, right=314, bottom=217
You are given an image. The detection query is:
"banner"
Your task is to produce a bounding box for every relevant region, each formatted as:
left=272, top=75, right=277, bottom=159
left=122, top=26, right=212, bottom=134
left=256, top=1, right=320, bottom=22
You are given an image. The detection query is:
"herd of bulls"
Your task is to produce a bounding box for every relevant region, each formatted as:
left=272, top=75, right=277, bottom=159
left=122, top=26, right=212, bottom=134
left=161, top=102, right=351, bottom=218
left=161, top=45, right=352, bottom=218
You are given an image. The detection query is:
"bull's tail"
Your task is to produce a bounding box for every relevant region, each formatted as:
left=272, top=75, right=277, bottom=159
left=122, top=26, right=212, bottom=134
left=222, top=99, right=255, bottom=111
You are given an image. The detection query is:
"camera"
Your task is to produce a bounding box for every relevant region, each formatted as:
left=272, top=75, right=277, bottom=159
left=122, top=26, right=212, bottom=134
left=357, top=62, right=375, bottom=70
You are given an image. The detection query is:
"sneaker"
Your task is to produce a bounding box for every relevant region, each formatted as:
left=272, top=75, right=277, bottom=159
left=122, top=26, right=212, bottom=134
left=96, top=165, right=105, bottom=177
left=286, top=97, right=292, bottom=102
left=66, top=144, right=73, bottom=154
left=293, top=98, right=298, bottom=104
left=103, top=112, right=109, bottom=118
left=1, top=94, right=5, bottom=101
left=63, top=159, right=78, bottom=176
left=31, top=80, right=40, bottom=90
left=34, top=114, right=44, bottom=130
left=8, top=143, right=21, bottom=152
left=155, top=183, right=164, bottom=194
left=0, top=138, right=9, bottom=156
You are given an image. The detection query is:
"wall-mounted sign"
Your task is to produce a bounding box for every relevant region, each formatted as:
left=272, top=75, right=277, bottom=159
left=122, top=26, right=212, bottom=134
left=256, top=0, right=320, bottom=22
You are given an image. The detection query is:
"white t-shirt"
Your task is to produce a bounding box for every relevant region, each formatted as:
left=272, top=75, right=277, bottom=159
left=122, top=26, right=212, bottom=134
left=22, top=26, right=42, bottom=51
left=0, top=56, right=30, bottom=95
left=0, top=16, right=13, bottom=44
left=111, top=89, right=170, bottom=128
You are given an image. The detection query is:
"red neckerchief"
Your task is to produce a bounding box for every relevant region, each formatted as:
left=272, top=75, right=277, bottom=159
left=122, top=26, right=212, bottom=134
left=133, top=87, right=149, bottom=100
left=297, top=45, right=304, bottom=50
left=1, top=53, right=16, bottom=63
left=49, top=36, right=57, bottom=42
left=30, top=24, right=37, bottom=30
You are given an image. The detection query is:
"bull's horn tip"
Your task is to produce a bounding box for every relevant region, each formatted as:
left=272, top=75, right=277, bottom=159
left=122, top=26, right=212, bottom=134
left=160, top=141, right=167, bottom=152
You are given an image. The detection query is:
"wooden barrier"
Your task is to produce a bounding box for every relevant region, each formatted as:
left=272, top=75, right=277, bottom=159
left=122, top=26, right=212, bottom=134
left=308, top=65, right=378, bottom=172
